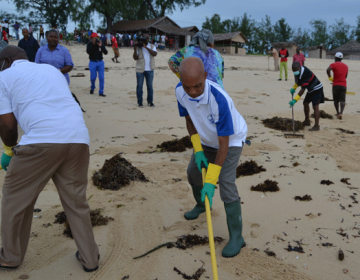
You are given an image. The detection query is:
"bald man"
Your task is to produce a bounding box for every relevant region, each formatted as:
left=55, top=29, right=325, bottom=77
left=0, top=46, right=99, bottom=272
left=289, top=61, right=324, bottom=131
left=175, top=57, right=248, bottom=258
left=18, top=28, right=39, bottom=62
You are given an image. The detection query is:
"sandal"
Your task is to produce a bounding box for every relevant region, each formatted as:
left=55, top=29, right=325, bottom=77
left=303, top=120, right=311, bottom=126
left=76, top=251, right=99, bottom=273
left=309, top=125, right=320, bottom=131
left=0, top=264, right=19, bottom=270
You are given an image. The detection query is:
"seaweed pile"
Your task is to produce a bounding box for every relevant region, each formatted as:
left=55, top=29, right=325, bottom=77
left=294, top=195, right=312, bottom=201
left=156, top=136, right=192, bottom=152
left=251, top=180, right=280, bottom=192
left=285, top=241, right=305, bottom=253
left=341, top=178, right=351, bottom=185
left=167, top=234, right=224, bottom=250
left=262, top=117, right=304, bottom=132
left=174, top=265, right=205, bottom=280
left=92, top=154, right=148, bottom=190
left=321, top=180, right=334, bottom=185
left=311, top=110, right=333, bottom=119
left=54, top=209, right=114, bottom=238
left=236, top=160, right=266, bottom=178
left=133, top=234, right=224, bottom=259
left=264, top=248, right=276, bottom=257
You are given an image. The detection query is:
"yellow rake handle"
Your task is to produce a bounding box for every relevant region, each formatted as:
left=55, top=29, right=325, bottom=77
left=202, top=168, right=219, bottom=280
left=346, top=91, right=355, bottom=95
left=0, top=165, right=2, bottom=170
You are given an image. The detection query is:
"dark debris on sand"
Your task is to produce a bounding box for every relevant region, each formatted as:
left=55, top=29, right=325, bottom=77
left=174, top=265, right=205, bottom=280
left=294, top=195, right=312, bottom=201
left=341, top=178, right=351, bottom=185
left=264, top=248, right=276, bottom=257
left=311, top=110, right=333, bottom=119
left=336, top=128, right=355, bottom=134
left=54, top=209, right=114, bottom=238
left=321, top=180, right=334, bottom=185
left=285, top=241, right=305, bottom=253
left=236, top=160, right=266, bottom=178
left=167, top=234, right=224, bottom=250
left=92, top=154, right=148, bottom=190
left=262, top=117, right=304, bottom=132
left=251, top=180, right=280, bottom=192
left=156, top=136, right=192, bottom=152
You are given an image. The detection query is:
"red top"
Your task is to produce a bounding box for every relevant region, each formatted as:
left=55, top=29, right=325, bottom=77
left=293, top=53, right=305, bottom=66
left=2, top=30, right=7, bottom=41
left=279, top=49, right=288, bottom=62
left=330, top=61, right=348, bottom=87
left=169, top=38, right=173, bottom=45
left=111, top=36, right=118, bottom=48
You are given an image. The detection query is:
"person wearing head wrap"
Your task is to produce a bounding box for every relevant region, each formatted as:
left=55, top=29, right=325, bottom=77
left=168, top=29, right=225, bottom=89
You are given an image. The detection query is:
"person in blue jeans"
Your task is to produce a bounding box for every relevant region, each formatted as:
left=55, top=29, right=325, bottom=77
left=133, top=33, right=157, bottom=107
left=86, top=33, right=108, bottom=97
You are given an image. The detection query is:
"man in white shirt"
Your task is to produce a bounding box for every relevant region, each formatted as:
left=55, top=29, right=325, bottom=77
left=0, top=46, right=99, bottom=272
left=176, top=57, right=248, bottom=258
left=133, top=34, right=157, bottom=107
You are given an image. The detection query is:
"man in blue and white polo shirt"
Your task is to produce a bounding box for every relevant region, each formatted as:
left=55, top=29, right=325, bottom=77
left=176, top=57, right=248, bottom=258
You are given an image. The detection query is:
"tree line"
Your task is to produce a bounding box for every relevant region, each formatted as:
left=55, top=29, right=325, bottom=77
left=1, top=0, right=206, bottom=33
left=203, top=14, right=360, bottom=53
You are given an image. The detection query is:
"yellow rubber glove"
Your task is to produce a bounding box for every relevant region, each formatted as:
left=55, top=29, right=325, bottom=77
left=294, top=95, right=301, bottom=102
left=201, top=163, right=222, bottom=207
left=292, top=83, right=298, bottom=90
left=1, top=144, right=15, bottom=171
left=191, top=134, right=203, bottom=153
left=175, top=72, right=180, bottom=79
left=3, top=144, right=14, bottom=157
left=191, top=134, right=209, bottom=172
left=328, top=77, right=333, bottom=82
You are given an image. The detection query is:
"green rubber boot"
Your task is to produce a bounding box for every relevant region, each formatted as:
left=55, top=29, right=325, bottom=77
left=222, top=198, right=245, bottom=258
left=184, top=186, right=205, bottom=220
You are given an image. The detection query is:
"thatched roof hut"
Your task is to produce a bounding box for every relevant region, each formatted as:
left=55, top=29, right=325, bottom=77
left=308, top=45, right=327, bottom=59
left=272, top=42, right=298, bottom=57
left=326, top=40, right=360, bottom=60
left=213, top=31, right=248, bottom=55
left=112, top=16, right=194, bottom=48
left=182, top=26, right=199, bottom=33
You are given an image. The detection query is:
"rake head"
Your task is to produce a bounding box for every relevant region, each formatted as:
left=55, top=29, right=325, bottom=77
left=284, top=133, right=304, bottom=139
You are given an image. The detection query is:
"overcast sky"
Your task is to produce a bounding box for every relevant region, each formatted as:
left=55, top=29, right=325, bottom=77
left=1, top=0, right=359, bottom=33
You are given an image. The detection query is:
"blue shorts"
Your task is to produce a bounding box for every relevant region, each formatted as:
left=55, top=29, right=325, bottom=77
left=304, top=88, right=324, bottom=106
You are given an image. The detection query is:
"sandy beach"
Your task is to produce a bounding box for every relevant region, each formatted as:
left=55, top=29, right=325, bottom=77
left=1, top=41, right=360, bottom=280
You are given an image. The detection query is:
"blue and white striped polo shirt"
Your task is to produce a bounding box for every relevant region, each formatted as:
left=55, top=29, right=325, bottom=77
left=175, top=79, right=247, bottom=149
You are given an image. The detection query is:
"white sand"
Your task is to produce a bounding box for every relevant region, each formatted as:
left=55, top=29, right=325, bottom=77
left=1, top=41, right=360, bottom=280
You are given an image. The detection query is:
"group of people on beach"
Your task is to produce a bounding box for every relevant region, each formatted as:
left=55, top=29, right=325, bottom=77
left=270, top=43, right=348, bottom=130
left=0, top=27, right=350, bottom=274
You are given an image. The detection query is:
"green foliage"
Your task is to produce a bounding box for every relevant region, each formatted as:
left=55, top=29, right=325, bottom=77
left=12, top=0, right=73, bottom=28
left=292, top=27, right=311, bottom=50
left=202, top=14, right=224, bottom=34
left=274, top=18, right=292, bottom=42
left=309, top=19, right=329, bottom=48
left=0, top=10, right=42, bottom=32
left=356, top=16, right=360, bottom=43
left=329, top=18, right=355, bottom=49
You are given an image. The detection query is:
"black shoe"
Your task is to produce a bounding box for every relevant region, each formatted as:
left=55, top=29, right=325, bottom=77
left=90, top=90, right=94, bottom=94
left=148, top=102, right=155, bottom=107
left=278, top=79, right=282, bottom=81
left=138, top=103, right=143, bottom=107
left=99, top=94, right=106, bottom=97
left=285, top=79, right=287, bottom=81
left=76, top=251, right=98, bottom=273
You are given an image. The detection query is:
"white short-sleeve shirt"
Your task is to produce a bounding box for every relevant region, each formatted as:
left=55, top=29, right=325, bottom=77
left=175, top=79, right=247, bottom=148
left=0, top=60, right=90, bottom=146
left=137, top=43, right=157, bottom=71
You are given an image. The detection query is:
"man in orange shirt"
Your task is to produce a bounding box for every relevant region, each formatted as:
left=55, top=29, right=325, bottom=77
left=278, top=44, right=289, bottom=81
left=326, top=52, right=348, bottom=120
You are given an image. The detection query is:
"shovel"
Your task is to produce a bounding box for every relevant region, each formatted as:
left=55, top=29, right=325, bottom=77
left=284, top=94, right=304, bottom=139
left=202, top=166, right=219, bottom=280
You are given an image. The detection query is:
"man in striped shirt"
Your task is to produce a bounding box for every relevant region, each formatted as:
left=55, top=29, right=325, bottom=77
left=289, top=61, right=324, bottom=131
